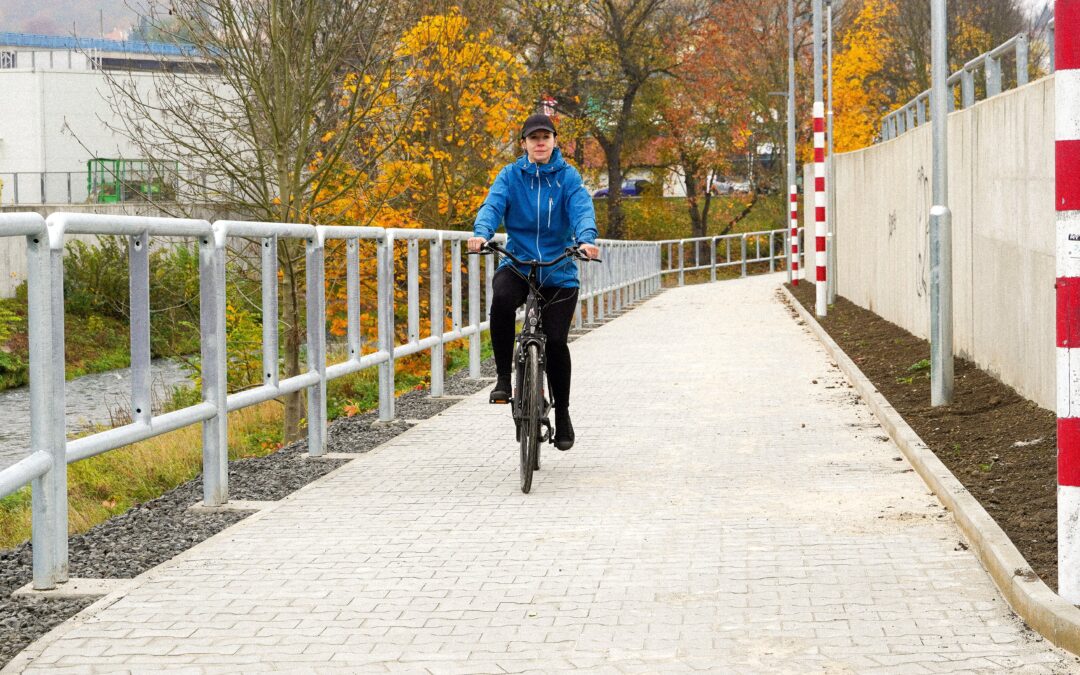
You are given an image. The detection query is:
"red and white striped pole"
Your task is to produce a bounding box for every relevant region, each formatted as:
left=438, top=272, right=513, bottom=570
left=814, top=101, right=827, bottom=316
left=1057, top=0, right=1080, bottom=602
left=790, top=184, right=799, bottom=285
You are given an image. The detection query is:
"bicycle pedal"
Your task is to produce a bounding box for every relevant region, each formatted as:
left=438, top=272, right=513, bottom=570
left=539, top=417, right=552, bottom=442
left=489, top=392, right=511, bottom=404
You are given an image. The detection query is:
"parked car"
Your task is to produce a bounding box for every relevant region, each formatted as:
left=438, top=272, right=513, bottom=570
left=707, top=178, right=735, bottom=195
left=731, top=181, right=752, bottom=194
left=592, top=179, right=653, bottom=198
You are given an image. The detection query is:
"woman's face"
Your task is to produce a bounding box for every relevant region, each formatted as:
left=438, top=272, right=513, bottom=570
left=522, top=130, right=555, bottom=164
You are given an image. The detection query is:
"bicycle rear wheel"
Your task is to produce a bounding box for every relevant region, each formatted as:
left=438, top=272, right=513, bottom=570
left=519, top=343, right=542, bottom=493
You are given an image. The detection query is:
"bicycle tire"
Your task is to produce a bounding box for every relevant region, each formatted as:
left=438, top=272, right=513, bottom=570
left=519, top=343, right=542, bottom=493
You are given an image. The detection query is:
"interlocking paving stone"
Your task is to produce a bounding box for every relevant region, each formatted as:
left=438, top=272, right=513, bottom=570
left=8, top=274, right=1078, bottom=673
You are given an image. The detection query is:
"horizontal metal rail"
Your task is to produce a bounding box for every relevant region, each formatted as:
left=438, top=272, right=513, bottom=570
left=0, top=212, right=665, bottom=591
left=655, top=229, right=791, bottom=286
left=880, top=33, right=1030, bottom=141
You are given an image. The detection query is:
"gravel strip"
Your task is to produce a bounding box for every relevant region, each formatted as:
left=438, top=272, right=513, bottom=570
left=0, top=295, right=650, bottom=668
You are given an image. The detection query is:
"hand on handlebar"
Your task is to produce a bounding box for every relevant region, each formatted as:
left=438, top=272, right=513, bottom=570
left=467, top=237, right=487, bottom=253
left=578, top=243, right=600, bottom=260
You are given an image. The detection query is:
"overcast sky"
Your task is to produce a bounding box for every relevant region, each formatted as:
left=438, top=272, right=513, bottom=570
left=0, top=0, right=1058, bottom=40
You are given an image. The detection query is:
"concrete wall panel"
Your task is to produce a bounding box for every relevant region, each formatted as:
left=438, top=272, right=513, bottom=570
left=833, top=76, right=1056, bottom=409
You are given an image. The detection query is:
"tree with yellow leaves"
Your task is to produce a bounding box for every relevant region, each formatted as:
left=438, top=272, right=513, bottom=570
left=832, top=0, right=896, bottom=152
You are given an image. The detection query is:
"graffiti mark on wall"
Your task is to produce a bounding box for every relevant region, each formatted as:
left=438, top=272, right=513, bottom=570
left=914, top=166, right=930, bottom=299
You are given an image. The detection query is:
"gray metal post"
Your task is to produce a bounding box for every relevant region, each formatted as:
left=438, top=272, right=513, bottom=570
left=305, top=234, right=326, bottom=456
left=129, top=232, right=151, bottom=426
left=377, top=234, right=395, bottom=421
left=769, top=232, right=776, bottom=272
left=961, top=69, right=975, bottom=108
left=741, top=235, right=748, bottom=277
left=30, top=222, right=67, bottom=589
left=40, top=173, right=45, bottom=205
left=345, top=239, right=360, bottom=366
left=262, top=236, right=280, bottom=387
left=826, top=0, right=836, bottom=304
left=986, top=55, right=1001, bottom=97
left=407, top=239, right=419, bottom=343
left=199, top=224, right=228, bottom=505
left=451, top=240, right=462, bottom=333
left=931, top=0, right=954, bottom=406
left=468, top=249, right=481, bottom=379
left=1050, top=19, right=1056, bottom=73
left=710, top=238, right=717, bottom=282
left=485, top=251, right=495, bottom=319
left=678, top=242, right=685, bottom=286
left=813, top=0, right=823, bottom=103
left=787, top=0, right=796, bottom=284
left=430, top=236, right=445, bottom=396
left=1016, top=34, right=1029, bottom=86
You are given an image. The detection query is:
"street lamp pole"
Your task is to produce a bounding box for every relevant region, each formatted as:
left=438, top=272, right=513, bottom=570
left=787, top=0, right=797, bottom=286
left=930, top=0, right=954, bottom=406
left=812, top=0, right=827, bottom=317
left=826, top=0, right=836, bottom=305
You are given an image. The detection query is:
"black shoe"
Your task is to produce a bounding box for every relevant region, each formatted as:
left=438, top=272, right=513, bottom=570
left=554, top=409, right=574, bottom=451
left=489, top=375, right=511, bottom=404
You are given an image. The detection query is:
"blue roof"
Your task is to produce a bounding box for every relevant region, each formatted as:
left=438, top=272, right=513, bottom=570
left=0, top=32, right=198, bottom=57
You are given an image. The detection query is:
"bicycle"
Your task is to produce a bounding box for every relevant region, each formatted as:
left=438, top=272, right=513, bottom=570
left=471, top=241, right=600, bottom=493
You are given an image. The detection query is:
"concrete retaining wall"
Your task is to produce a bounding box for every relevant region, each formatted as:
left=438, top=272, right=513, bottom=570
left=812, top=75, right=1056, bottom=410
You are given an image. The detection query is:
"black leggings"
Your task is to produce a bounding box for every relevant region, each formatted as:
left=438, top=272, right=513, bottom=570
left=490, top=267, right=579, bottom=411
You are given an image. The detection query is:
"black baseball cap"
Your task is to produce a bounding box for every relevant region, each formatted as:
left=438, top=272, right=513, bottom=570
left=520, top=113, right=557, bottom=139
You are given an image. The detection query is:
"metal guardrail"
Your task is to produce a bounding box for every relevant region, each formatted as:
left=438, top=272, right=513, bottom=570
left=0, top=32, right=196, bottom=57
left=881, top=33, right=1030, bottom=141
left=656, top=229, right=792, bottom=285
left=0, top=212, right=663, bottom=591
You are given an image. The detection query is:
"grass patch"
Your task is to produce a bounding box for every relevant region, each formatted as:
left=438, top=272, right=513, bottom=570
left=595, top=193, right=785, bottom=241
left=0, top=335, right=493, bottom=549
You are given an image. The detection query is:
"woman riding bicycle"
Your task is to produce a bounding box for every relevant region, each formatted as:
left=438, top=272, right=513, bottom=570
left=467, top=113, right=600, bottom=451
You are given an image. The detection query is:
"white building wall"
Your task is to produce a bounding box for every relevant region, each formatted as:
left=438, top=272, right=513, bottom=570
left=0, top=58, right=158, bottom=205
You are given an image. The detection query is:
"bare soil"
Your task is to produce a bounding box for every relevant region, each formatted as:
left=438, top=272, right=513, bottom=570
left=787, top=283, right=1059, bottom=590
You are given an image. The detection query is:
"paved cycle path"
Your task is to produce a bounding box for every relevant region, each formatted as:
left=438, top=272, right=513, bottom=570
left=10, top=274, right=1076, bottom=673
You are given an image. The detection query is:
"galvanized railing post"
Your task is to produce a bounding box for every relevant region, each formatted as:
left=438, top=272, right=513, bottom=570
left=305, top=231, right=327, bottom=456
left=961, top=69, right=975, bottom=108
left=30, top=218, right=67, bottom=589
left=262, top=236, right=280, bottom=388
left=1016, top=33, right=1028, bottom=86
left=986, top=54, right=1001, bottom=97
left=199, top=223, right=228, bottom=506
left=468, top=246, right=481, bottom=378
left=451, top=240, right=462, bottom=334
left=377, top=232, right=395, bottom=421
left=710, top=238, right=717, bottom=282
left=741, top=234, right=748, bottom=278
left=769, top=232, right=776, bottom=272
left=678, top=241, right=685, bottom=286
left=129, top=231, right=152, bottom=427
left=485, top=251, right=495, bottom=319
left=345, top=238, right=360, bottom=365
left=430, top=235, right=445, bottom=396
left=407, top=239, right=419, bottom=344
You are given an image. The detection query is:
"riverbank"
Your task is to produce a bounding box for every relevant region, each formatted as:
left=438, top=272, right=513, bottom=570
left=0, top=337, right=492, bottom=548
left=0, top=357, right=498, bottom=669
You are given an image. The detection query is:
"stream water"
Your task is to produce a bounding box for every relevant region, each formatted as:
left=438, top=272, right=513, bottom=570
left=0, top=359, right=194, bottom=472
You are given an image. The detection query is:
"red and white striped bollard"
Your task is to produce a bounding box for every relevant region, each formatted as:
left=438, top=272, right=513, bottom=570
left=1057, top=0, right=1080, bottom=602
left=790, top=184, right=799, bottom=285
left=814, top=101, right=827, bottom=316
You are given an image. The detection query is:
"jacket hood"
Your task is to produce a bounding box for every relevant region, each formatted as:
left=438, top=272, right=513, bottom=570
left=515, top=147, right=568, bottom=176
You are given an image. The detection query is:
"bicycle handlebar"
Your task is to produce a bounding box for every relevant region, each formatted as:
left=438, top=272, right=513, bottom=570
left=470, top=241, right=602, bottom=265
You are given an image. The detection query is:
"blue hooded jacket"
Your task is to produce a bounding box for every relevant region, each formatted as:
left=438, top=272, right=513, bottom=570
left=473, top=148, right=598, bottom=288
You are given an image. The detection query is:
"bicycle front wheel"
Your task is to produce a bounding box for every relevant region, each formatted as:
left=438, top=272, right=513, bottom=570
left=519, top=343, right=543, bottom=493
